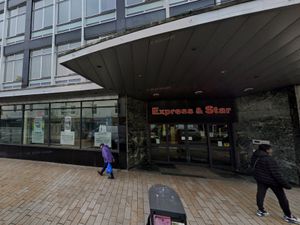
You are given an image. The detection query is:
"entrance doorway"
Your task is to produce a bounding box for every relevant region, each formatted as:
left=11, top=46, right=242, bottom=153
left=150, top=123, right=233, bottom=169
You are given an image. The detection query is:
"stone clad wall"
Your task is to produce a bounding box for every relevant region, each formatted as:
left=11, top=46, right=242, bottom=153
left=235, top=88, right=300, bottom=184
left=127, top=97, right=148, bottom=169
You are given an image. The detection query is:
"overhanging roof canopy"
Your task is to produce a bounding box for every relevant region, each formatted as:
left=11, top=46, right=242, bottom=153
left=60, top=1, right=300, bottom=99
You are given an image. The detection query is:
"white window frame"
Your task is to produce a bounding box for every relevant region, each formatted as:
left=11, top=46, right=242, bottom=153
left=86, top=0, right=116, bottom=17
left=4, top=53, right=24, bottom=83
left=57, top=0, right=82, bottom=25
left=7, top=5, right=26, bottom=38
left=32, top=0, right=54, bottom=31
left=30, top=48, right=52, bottom=80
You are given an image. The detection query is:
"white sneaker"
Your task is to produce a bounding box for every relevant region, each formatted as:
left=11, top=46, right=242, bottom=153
left=283, top=215, right=300, bottom=224
left=256, top=210, right=270, bottom=217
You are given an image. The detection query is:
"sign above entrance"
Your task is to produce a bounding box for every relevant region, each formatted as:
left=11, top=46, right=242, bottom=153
left=148, top=100, right=235, bottom=123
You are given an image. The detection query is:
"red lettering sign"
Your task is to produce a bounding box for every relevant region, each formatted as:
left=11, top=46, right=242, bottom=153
left=151, top=106, right=231, bottom=116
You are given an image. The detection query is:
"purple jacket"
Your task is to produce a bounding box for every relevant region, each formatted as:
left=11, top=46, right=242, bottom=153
left=102, top=145, right=114, bottom=163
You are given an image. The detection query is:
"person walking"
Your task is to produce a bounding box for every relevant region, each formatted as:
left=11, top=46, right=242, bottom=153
left=251, top=144, right=299, bottom=224
left=98, top=143, right=115, bottom=179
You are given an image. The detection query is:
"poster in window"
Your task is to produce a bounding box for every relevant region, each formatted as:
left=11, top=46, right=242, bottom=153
left=94, top=132, right=111, bottom=147
left=60, top=116, right=75, bottom=145
left=32, top=117, right=45, bottom=144
left=60, top=131, right=75, bottom=145
left=64, top=116, right=72, bottom=131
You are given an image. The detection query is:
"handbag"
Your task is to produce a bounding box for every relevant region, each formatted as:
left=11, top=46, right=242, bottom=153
left=106, top=163, right=113, bottom=174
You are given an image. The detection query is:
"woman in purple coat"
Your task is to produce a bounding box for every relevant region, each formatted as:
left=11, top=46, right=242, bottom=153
left=98, top=143, right=115, bottom=179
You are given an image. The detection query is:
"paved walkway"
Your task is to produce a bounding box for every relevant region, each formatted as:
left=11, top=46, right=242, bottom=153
left=0, top=159, right=299, bottom=225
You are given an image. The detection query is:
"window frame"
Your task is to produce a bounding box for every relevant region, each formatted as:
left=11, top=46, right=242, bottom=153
left=4, top=53, right=24, bottom=83
left=32, top=0, right=54, bottom=32
left=7, top=5, right=26, bottom=38
left=30, top=48, right=52, bottom=80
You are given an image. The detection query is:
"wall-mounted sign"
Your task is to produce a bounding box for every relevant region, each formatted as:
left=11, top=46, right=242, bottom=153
left=148, top=99, right=235, bottom=123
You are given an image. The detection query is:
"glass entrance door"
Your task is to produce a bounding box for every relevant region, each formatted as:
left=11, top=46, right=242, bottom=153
left=150, top=123, right=233, bottom=169
left=208, top=124, right=232, bottom=168
left=168, top=124, right=188, bottom=162
left=187, top=124, right=209, bottom=163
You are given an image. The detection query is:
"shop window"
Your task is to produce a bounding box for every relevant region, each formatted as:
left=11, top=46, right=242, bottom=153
left=32, top=0, right=53, bottom=31
left=81, top=100, right=119, bottom=150
left=50, top=102, right=81, bottom=147
left=30, top=48, right=52, bottom=80
left=150, top=124, right=167, bottom=144
left=7, top=6, right=26, bottom=37
left=56, top=42, right=81, bottom=76
left=0, top=105, right=23, bottom=144
left=23, top=104, right=49, bottom=145
left=4, top=53, right=24, bottom=83
left=58, top=0, right=81, bottom=24
left=86, top=0, right=116, bottom=17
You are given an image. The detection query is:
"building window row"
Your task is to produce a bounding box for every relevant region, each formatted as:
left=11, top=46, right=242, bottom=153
left=0, top=100, right=119, bottom=151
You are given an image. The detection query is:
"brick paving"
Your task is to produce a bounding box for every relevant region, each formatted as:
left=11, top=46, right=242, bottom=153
left=0, top=158, right=299, bottom=225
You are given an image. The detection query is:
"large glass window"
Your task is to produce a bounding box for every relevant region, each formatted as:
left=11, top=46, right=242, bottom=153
left=7, top=6, right=26, bottom=37
left=4, top=53, right=24, bottom=82
left=0, top=105, right=23, bottom=144
left=30, top=48, right=52, bottom=80
left=81, top=100, right=118, bottom=150
left=50, top=102, right=81, bottom=147
left=58, top=0, right=82, bottom=24
left=86, top=0, right=116, bottom=17
left=23, top=104, right=49, bottom=145
left=32, top=0, right=53, bottom=31
left=56, top=42, right=80, bottom=76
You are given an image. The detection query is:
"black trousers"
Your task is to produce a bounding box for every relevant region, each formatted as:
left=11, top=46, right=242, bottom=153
left=256, top=182, right=291, bottom=217
left=100, top=162, right=114, bottom=178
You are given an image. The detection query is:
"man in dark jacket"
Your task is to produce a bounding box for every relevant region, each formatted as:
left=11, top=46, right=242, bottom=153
left=251, top=144, right=299, bottom=224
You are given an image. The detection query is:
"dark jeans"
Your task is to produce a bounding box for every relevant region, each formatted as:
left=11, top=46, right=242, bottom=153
left=100, top=162, right=114, bottom=178
left=256, top=182, right=291, bottom=217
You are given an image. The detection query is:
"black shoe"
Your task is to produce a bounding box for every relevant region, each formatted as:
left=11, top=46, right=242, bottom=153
left=108, top=176, right=114, bottom=179
left=97, top=171, right=103, bottom=176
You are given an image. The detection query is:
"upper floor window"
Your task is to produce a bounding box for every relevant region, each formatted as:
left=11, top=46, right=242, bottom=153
left=4, top=53, right=24, bottom=82
left=126, top=0, right=144, bottom=6
left=32, top=0, right=54, bottom=31
left=0, top=13, right=3, bottom=39
left=30, top=48, right=52, bottom=80
left=58, top=0, right=81, bottom=24
left=7, top=6, right=26, bottom=37
left=86, top=0, right=116, bottom=17
left=56, top=42, right=80, bottom=76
